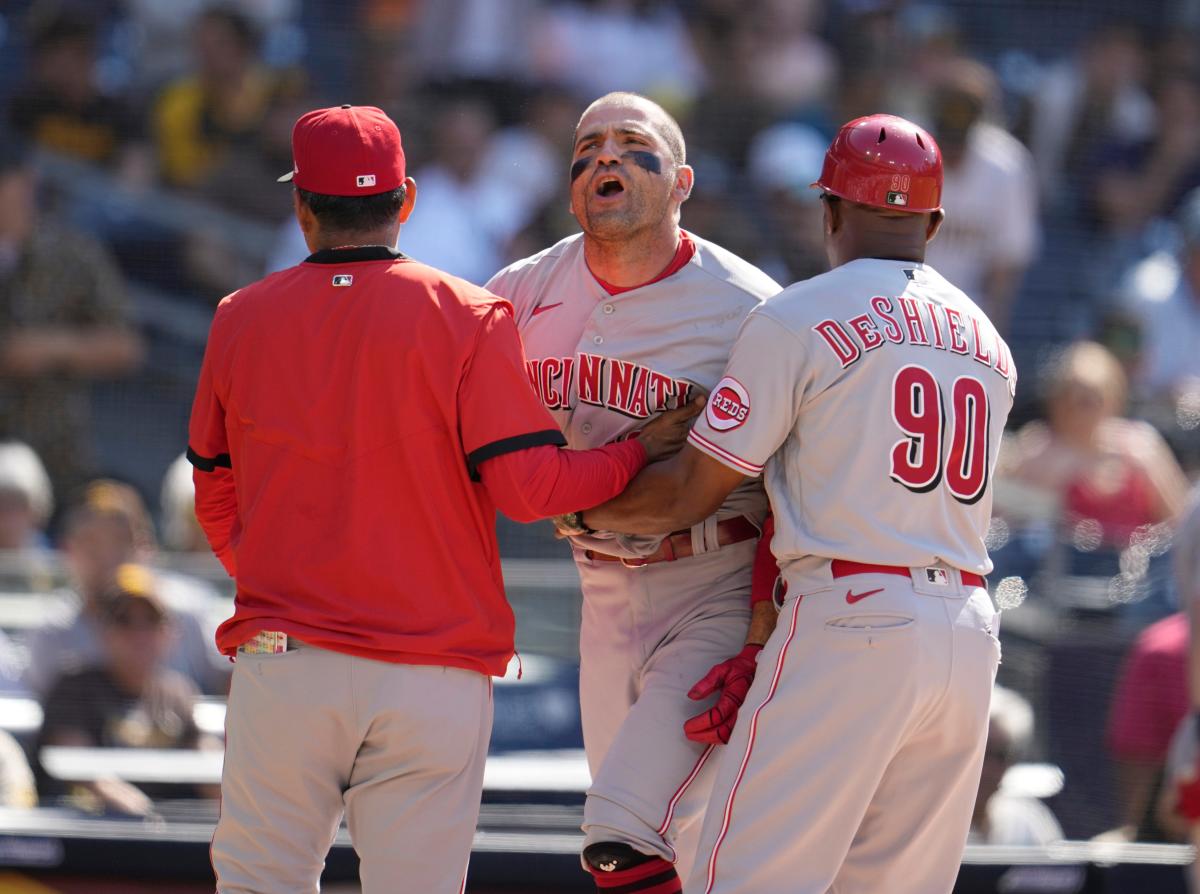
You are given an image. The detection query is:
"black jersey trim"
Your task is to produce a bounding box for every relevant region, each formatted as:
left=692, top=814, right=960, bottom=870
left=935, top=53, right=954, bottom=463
left=304, top=246, right=409, bottom=264
left=466, top=429, right=567, bottom=481
left=186, top=446, right=232, bottom=473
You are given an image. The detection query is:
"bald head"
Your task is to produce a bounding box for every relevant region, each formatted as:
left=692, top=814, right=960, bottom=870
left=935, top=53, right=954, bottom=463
left=576, top=92, right=686, bottom=167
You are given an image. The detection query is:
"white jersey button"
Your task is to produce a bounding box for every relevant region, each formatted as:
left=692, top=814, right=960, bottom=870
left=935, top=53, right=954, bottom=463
left=593, top=335, right=604, bottom=345
left=581, top=423, right=593, bottom=434
left=603, top=304, right=615, bottom=314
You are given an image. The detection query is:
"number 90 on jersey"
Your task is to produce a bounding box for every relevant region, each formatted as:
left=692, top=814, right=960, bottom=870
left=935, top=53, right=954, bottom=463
left=889, top=364, right=991, bottom=505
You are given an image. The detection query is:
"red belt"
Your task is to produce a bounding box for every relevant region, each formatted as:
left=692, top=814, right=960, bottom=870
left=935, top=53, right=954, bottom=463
left=584, top=516, right=760, bottom=567
left=830, top=560, right=986, bottom=589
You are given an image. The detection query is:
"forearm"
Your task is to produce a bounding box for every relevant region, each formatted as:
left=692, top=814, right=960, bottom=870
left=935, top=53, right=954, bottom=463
left=583, top=442, right=738, bottom=535
left=582, top=455, right=703, bottom=534
left=746, top=600, right=778, bottom=646
left=63, top=327, right=144, bottom=375
left=480, top=439, right=648, bottom=523
left=0, top=327, right=143, bottom=377
left=1116, top=759, right=1161, bottom=832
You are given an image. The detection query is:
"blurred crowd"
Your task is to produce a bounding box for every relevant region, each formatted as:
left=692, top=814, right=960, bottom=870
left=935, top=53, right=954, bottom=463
left=0, top=0, right=1198, bottom=845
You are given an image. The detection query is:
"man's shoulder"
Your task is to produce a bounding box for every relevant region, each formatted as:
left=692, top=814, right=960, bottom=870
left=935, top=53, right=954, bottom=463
left=688, top=234, right=782, bottom=301
left=485, top=234, right=583, bottom=300
left=922, top=265, right=994, bottom=318
left=970, top=122, right=1035, bottom=175
left=223, top=256, right=506, bottom=320
left=29, top=594, right=83, bottom=637
left=757, top=264, right=860, bottom=319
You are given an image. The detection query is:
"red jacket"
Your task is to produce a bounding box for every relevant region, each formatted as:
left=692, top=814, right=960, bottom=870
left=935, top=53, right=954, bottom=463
left=188, top=246, right=643, bottom=675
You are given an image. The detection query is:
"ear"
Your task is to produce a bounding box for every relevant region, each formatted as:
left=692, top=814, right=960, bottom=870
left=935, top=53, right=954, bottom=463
left=293, top=190, right=318, bottom=245
left=822, top=195, right=840, bottom=235
left=398, top=176, right=418, bottom=224
left=673, top=164, right=695, bottom=204
left=926, top=209, right=945, bottom=244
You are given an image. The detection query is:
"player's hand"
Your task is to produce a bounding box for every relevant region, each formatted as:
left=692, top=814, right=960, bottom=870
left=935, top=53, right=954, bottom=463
left=683, top=643, right=762, bottom=745
left=637, top=393, right=707, bottom=462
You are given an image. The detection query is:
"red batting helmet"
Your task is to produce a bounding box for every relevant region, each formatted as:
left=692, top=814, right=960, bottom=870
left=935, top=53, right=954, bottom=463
left=811, top=114, right=943, bottom=213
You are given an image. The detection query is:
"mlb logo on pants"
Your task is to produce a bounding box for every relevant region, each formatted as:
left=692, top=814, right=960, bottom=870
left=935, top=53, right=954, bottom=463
left=924, top=567, right=949, bottom=586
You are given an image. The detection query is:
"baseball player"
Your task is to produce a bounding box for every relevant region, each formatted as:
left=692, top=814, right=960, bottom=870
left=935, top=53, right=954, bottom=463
left=485, top=92, right=781, bottom=892
left=188, top=104, right=701, bottom=894
left=585, top=114, right=1017, bottom=893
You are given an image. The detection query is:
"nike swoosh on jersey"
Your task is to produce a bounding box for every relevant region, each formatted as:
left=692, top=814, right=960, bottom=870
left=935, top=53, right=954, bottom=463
left=531, top=302, right=564, bottom=317
left=845, top=587, right=884, bottom=604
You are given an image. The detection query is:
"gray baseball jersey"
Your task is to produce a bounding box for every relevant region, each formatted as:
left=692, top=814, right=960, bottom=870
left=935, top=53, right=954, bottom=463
left=486, top=231, right=781, bottom=873
left=684, top=257, right=1014, bottom=894
left=487, top=231, right=779, bottom=556
left=689, top=258, right=1017, bottom=592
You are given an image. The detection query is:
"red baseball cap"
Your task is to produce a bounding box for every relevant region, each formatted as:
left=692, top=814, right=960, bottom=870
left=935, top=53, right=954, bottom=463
left=278, top=104, right=405, bottom=197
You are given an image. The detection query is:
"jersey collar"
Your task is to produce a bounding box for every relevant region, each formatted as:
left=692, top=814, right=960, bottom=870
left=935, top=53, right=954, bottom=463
left=304, top=245, right=409, bottom=264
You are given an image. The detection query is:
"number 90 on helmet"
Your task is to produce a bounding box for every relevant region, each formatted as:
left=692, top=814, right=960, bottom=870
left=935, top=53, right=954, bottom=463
left=811, top=114, right=943, bottom=214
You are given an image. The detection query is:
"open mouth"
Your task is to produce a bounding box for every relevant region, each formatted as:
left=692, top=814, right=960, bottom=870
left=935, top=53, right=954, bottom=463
left=595, top=176, right=625, bottom=197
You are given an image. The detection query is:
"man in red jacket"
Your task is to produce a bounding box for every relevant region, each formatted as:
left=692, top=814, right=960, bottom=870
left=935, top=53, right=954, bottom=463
left=188, top=104, right=698, bottom=894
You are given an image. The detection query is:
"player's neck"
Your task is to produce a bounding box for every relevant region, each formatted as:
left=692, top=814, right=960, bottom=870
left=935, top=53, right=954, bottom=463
left=843, top=242, right=926, bottom=265
left=583, top=226, right=681, bottom=289
left=306, top=225, right=401, bottom=254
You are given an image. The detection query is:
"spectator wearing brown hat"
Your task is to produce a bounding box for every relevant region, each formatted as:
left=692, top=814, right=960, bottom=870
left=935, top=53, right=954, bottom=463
left=36, top=563, right=214, bottom=815
left=24, top=480, right=228, bottom=697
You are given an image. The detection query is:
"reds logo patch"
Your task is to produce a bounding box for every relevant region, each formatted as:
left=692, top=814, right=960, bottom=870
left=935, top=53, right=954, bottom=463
left=706, top=377, right=750, bottom=431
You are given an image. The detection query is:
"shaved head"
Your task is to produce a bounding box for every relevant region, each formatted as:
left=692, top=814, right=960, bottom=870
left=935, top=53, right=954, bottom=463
left=576, top=92, right=686, bottom=167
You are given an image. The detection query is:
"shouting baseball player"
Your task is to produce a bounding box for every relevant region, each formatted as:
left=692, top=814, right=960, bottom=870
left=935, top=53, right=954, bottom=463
left=486, top=92, right=781, bottom=892
left=584, top=114, right=1017, bottom=893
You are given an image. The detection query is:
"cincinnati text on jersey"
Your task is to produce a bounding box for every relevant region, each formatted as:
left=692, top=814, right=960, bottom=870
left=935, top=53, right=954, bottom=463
left=525, top=353, right=696, bottom=418
left=812, top=294, right=1015, bottom=390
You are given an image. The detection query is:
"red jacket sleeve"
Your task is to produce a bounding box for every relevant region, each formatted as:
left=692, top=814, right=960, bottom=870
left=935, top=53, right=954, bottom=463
left=459, top=303, right=567, bottom=477
left=187, top=317, right=238, bottom=576
left=479, top=439, right=648, bottom=522
left=750, top=514, right=780, bottom=605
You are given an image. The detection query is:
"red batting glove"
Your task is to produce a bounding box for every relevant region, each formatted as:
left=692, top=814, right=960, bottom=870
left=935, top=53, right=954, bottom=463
left=683, top=644, right=763, bottom=745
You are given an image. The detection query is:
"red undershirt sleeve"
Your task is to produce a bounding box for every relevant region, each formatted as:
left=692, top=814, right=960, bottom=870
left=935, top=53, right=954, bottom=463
left=479, top=439, right=648, bottom=523
left=750, top=513, right=779, bottom=605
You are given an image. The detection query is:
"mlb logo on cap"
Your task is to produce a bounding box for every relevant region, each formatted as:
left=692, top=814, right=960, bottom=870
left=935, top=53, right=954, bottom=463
left=278, top=105, right=405, bottom=197
left=886, top=191, right=909, bottom=206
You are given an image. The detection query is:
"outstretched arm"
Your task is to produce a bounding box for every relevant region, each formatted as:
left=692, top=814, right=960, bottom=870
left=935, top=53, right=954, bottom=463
left=582, top=443, right=749, bottom=535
